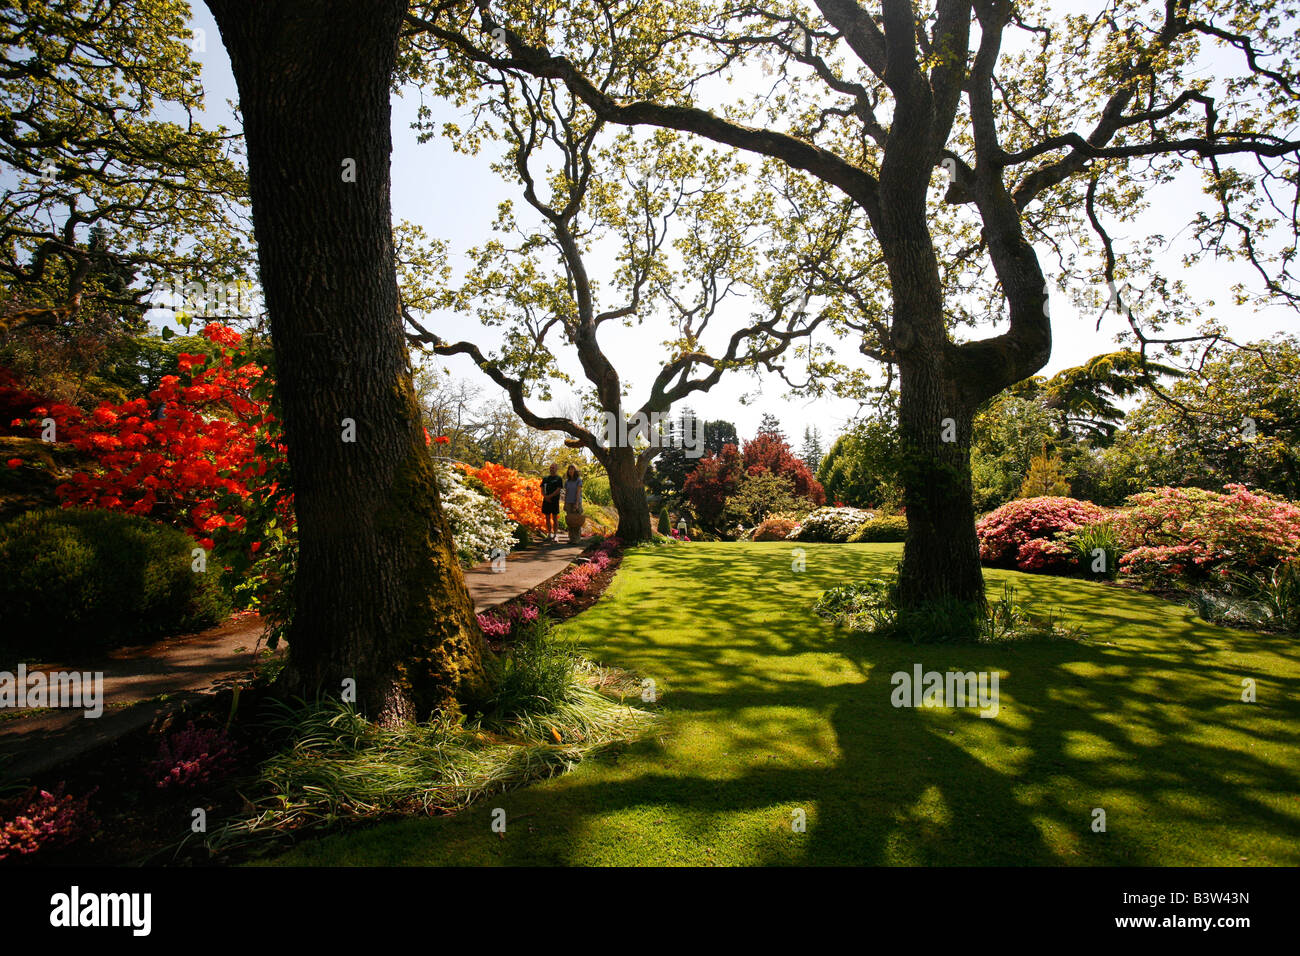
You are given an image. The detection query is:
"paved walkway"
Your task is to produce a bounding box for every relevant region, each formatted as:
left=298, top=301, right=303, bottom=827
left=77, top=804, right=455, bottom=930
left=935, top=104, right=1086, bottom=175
left=0, top=540, right=589, bottom=782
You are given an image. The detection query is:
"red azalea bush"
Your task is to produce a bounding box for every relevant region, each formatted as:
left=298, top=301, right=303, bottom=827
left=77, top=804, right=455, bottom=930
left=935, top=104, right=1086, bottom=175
left=9, top=325, right=296, bottom=634
left=976, top=496, right=1109, bottom=571
left=1114, top=484, right=1300, bottom=586
left=148, top=721, right=242, bottom=790
left=0, top=784, right=97, bottom=861
left=10, top=323, right=282, bottom=548
left=741, top=432, right=826, bottom=505
left=682, top=444, right=743, bottom=529
left=752, top=517, right=799, bottom=541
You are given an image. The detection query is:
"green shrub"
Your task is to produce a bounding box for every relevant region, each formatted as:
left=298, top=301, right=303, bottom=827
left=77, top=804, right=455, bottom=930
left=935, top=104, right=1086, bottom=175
left=658, top=507, right=670, bottom=535
left=485, top=618, right=583, bottom=719
left=1258, top=558, right=1300, bottom=632
left=0, top=508, right=231, bottom=654
left=583, top=475, right=612, bottom=507
left=847, top=515, right=908, bottom=542
left=1062, top=519, right=1122, bottom=578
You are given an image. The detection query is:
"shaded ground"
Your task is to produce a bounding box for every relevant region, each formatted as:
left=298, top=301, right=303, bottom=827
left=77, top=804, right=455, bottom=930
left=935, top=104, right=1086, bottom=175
left=266, top=542, right=1300, bottom=867
left=0, top=540, right=590, bottom=782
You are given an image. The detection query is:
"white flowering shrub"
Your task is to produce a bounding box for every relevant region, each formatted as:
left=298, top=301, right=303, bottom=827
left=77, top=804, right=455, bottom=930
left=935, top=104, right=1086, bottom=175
left=434, top=463, right=517, bottom=567
left=788, top=507, right=875, bottom=543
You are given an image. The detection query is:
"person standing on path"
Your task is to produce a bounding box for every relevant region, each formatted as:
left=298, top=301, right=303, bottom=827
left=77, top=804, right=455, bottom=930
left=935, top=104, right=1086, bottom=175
left=540, top=463, right=563, bottom=542
left=563, top=464, right=584, bottom=543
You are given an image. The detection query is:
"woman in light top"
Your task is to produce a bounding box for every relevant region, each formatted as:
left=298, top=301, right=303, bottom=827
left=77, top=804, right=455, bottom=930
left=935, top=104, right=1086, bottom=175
left=563, top=464, right=584, bottom=542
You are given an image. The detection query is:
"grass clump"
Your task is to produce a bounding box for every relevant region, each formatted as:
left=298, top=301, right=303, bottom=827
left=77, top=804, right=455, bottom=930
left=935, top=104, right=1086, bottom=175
left=205, top=620, right=655, bottom=856
left=814, top=576, right=1082, bottom=644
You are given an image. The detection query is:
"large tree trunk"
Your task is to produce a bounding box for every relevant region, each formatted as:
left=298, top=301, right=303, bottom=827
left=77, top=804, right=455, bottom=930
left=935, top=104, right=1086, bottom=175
left=207, top=0, right=487, bottom=722
left=604, top=445, right=654, bottom=542
left=895, top=355, right=985, bottom=608
left=879, top=148, right=988, bottom=611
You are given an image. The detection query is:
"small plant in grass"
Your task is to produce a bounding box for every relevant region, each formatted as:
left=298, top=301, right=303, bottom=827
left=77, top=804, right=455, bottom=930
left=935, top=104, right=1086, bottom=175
left=815, top=578, right=1081, bottom=643
left=813, top=579, right=898, bottom=632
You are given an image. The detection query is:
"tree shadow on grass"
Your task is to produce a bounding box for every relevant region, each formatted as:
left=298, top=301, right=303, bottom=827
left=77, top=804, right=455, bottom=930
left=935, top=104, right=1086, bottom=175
left=281, top=543, right=1300, bottom=866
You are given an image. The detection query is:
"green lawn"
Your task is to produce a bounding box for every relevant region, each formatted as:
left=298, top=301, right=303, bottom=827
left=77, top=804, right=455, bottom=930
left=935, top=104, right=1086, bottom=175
left=266, top=542, right=1300, bottom=866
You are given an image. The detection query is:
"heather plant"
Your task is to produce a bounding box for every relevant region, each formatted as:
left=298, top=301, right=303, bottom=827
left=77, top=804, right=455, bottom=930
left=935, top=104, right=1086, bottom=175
left=149, top=721, right=242, bottom=791
left=0, top=784, right=97, bottom=861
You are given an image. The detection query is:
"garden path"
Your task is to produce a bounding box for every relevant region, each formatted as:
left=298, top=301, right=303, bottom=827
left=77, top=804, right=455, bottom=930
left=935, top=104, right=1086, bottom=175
left=0, top=539, right=589, bottom=782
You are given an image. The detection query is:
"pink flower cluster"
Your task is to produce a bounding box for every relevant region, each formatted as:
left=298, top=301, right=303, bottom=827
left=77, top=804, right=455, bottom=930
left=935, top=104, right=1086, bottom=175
left=0, top=784, right=96, bottom=860
left=476, top=601, right=541, bottom=639
left=478, top=537, right=623, bottom=638
left=148, top=722, right=242, bottom=790
left=976, top=496, right=1109, bottom=571
left=1115, top=484, right=1300, bottom=585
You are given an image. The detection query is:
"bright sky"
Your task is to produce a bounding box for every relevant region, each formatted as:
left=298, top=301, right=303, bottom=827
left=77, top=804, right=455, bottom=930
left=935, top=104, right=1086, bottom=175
left=179, top=1, right=1296, bottom=448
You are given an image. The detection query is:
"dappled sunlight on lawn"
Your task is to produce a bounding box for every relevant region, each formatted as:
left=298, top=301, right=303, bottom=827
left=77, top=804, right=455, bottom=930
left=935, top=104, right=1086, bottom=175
left=266, top=542, right=1300, bottom=867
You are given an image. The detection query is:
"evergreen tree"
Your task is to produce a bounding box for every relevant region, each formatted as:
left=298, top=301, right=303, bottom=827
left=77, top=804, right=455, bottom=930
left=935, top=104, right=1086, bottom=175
left=800, top=426, right=825, bottom=474
left=1019, top=450, right=1072, bottom=498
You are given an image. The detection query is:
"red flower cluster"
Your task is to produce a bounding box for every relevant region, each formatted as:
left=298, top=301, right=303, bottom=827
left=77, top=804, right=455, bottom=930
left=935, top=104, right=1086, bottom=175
left=148, top=721, right=243, bottom=791
left=11, top=324, right=285, bottom=549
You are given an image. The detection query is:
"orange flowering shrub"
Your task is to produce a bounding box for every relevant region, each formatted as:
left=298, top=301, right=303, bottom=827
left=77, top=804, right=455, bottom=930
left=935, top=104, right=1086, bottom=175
left=459, top=461, right=547, bottom=533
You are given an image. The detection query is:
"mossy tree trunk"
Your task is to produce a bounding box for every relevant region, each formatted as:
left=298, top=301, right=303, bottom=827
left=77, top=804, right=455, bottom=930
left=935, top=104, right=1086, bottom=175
left=206, top=0, right=487, bottom=722
left=603, top=444, right=654, bottom=542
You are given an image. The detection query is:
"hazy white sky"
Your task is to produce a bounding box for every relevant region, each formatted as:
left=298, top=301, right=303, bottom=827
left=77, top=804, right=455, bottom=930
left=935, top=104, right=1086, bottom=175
left=181, top=1, right=1296, bottom=448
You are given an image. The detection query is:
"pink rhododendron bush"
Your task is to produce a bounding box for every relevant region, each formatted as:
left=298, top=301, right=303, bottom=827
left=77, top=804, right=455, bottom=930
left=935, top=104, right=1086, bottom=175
left=976, top=497, right=1109, bottom=572
left=1112, top=485, right=1300, bottom=586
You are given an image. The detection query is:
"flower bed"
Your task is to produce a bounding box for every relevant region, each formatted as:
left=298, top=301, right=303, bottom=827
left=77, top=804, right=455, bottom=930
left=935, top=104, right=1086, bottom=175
left=476, top=537, right=623, bottom=644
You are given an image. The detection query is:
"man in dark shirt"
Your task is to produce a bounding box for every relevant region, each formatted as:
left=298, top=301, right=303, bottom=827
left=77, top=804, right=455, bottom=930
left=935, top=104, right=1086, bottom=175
left=540, top=463, right=563, bottom=542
